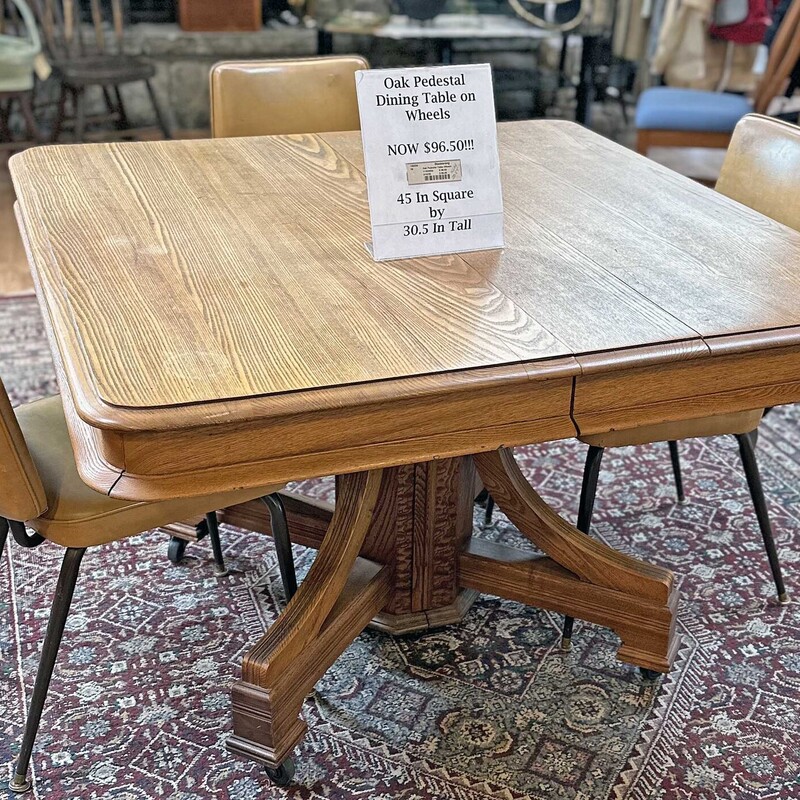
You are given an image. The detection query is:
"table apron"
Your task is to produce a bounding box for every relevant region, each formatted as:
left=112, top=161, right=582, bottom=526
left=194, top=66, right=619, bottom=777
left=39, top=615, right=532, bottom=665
left=72, top=344, right=800, bottom=500
left=82, top=376, right=577, bottom=499
left=574, top=344, right=800, bottom=436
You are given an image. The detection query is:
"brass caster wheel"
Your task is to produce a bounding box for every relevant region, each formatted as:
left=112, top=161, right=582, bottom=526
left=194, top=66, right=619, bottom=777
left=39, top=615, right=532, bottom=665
left=265, top=756, right=296, bottom=787
left=640, top=668, right=662, bottom=682
left=9, top=774, right=32, bottom=794
left=167, top=536, right=188, bottom=564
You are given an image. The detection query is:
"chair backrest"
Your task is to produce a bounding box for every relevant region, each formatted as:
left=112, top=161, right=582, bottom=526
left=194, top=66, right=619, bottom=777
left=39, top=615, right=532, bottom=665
left=0, top=379, right=47, bottom=522
left=754, top=0, right=800, bottom=114
left=209, top=55, right=369, bottom=139
left=33, top=0, right=126, bottom=61
left=717, top=114, right=800, bottom=231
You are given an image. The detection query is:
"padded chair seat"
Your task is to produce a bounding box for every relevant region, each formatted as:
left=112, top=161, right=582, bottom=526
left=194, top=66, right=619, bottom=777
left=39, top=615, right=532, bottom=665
left=15, top=396, right=282, bottom=548
left=635, top=87, right=752, bottom=133
left=54, top=55, right=156, bottom=86
left=579, top=409, right=763, bottom=448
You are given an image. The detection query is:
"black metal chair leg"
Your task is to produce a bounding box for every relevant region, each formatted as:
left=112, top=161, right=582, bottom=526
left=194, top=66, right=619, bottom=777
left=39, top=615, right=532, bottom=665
left=736, top=431, right=789, bottom=604
left=10, top=547, right=87, bottom=794
left=262, top=494, right=297, bottom=602
left=145, top=79, right=171, bottom=139
left=563, top=445, right=605, bottom=650
left=485, top=494, right=495, bottom=524
left=668, top=440, right=686, bottom=502
left=561, top=615, right=574, bottom=651
left=204, top=512, right=228, bottom=577
left=577, top=445, right=604, bottom=535
left=73, top=88, right=86, bottom=143
left=0, top=518, right=8, bottom=561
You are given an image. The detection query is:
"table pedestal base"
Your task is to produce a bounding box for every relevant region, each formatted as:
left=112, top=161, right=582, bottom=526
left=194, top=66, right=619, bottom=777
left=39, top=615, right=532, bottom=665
left=175, top=450, right=678, bottom=770
left=219, top=457, right=480, bottom=634
left=371, top=588, right=480, bottom=635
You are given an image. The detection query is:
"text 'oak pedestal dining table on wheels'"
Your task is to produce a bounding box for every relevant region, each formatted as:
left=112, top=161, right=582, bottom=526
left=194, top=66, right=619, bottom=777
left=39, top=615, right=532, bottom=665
left=12, top=120, right=800, bottom=775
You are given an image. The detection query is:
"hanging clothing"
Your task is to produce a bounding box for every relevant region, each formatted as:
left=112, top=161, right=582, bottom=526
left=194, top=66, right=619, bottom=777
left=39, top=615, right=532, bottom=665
left=710, top=0, right=773, bottom=44
left=652, top=0, right=760, bottom=90
left=613, top=0, right=653, bottom=61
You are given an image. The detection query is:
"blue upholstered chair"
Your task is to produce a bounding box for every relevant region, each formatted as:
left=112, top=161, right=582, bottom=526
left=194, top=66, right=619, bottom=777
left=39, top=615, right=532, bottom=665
left=635, top=87, right=753, bottom=153
left=635, top=1, right=800, bottom=156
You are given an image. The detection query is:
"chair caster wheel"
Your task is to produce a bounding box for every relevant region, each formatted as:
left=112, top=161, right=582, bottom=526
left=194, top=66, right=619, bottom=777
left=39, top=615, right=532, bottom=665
left=640, top=668, right=662, bottom=682
left=9, top=774, right=32, bottom=794
left=167, top=536, right=188, bottom=564
left=265, top=756, right=296, bottom=787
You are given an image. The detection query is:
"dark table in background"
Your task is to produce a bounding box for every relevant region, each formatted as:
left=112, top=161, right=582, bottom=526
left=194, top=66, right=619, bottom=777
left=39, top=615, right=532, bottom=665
left=317, top=13, right=605, bottom=126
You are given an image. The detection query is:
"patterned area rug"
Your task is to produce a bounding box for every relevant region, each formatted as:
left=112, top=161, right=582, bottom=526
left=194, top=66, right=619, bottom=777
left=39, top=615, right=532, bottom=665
left=1, top=295, right=799, bottom=799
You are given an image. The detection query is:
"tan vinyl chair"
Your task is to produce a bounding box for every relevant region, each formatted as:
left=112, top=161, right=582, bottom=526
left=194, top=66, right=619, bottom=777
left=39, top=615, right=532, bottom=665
left=0, top=384, right=287, bottom=794
left=556, top=115, right=800, bottom=654
left=209, top=55, right=369, bottom=139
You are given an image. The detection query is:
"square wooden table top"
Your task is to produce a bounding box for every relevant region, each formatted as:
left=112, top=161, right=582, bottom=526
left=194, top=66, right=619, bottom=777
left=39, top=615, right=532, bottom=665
left=12, top=120, right=800, bottom=498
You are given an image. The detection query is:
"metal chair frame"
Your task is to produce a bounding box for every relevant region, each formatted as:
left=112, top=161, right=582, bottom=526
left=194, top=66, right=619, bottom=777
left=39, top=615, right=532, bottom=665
left=3, top=492, right=296, bottom=794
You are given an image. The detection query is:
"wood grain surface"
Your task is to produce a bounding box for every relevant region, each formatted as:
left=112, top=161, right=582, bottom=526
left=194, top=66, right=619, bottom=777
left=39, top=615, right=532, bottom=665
left=10, top=133, right=566, bottom=411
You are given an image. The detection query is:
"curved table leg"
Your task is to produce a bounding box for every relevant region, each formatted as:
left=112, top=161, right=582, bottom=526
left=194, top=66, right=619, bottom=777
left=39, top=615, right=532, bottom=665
left=227, top=469, right=393, bottom=770
left=466, top=449, right=679, bottom=672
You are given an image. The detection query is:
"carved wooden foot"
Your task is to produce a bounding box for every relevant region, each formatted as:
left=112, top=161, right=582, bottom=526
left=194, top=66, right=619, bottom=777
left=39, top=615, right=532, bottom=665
left=469, top=449, right=679, bottom=672
left=226, top=469, right=392, bottom=769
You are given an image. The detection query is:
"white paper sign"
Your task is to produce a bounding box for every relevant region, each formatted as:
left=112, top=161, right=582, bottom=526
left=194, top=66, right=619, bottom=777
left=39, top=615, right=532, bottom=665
left=356, top=64, right=504, bottom=261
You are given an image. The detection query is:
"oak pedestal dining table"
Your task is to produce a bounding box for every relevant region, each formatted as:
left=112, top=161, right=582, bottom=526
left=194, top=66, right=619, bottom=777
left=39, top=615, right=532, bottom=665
left=11, top=120, right=800, bottom=776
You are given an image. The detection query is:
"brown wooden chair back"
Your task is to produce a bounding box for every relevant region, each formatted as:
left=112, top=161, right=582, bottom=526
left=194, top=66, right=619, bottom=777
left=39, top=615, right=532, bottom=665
left=209, top=55, right=369, bottom=138
left=32, top=0, right=126, bottom=61
left=754, top=0, right=800, bottom=114
left=0, top=379, right=47, bottom=522
left=717, top=114, right=800, bottom=231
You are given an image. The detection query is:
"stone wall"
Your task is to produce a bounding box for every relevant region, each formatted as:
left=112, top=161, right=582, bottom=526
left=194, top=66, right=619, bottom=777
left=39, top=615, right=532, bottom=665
left=125, top=24, right=319, bottom=129
left=117, top=21, right=567, bottom=131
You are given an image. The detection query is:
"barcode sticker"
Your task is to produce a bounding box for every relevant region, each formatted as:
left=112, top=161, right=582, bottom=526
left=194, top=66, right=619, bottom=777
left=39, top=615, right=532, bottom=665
left=406, top=159, right=463, bottom=186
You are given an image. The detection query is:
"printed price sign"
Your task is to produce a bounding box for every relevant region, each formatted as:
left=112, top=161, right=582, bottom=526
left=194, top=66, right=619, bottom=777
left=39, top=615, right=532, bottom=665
left=356, top=64, right=504, bottom=261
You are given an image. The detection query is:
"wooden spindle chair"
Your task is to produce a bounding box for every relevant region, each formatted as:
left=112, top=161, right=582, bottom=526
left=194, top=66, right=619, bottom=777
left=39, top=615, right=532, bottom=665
left=31, top=0, right=170, bottom=142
